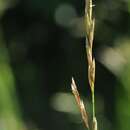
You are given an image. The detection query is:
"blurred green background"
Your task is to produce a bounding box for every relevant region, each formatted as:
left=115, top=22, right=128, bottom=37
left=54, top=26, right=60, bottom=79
left=0, top=0, right=130, bottom=130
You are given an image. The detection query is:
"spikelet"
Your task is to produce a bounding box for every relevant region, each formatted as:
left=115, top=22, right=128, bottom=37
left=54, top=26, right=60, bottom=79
left=71, top=78, right=89, bottom=129
left=88, top=58, right=95, bottom=92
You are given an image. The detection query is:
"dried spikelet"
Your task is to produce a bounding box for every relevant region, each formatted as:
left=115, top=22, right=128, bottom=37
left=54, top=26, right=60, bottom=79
left=71, top=78, right=80, bottom=106
left=89, top=18, right=95, bottom=48
left=71, top=78, right=89, bottom=129
left=88, top=58, right=95, bottom=92
left=85, top=0, right=92, bottom=20
left=80, top=101, right=89, bottom=129
left=85, top=0, right=95, bottom=43
left=87, top=47, right=92, bottom=65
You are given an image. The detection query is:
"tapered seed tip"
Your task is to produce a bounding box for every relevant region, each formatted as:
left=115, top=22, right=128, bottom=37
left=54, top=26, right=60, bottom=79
left=71, top=77, right=77, bottom=92
left=72, top=77, right=75, bottom=84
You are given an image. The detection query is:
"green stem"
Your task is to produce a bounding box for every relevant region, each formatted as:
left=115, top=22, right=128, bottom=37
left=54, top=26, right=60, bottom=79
left=92, top=89, right=95, bottom=120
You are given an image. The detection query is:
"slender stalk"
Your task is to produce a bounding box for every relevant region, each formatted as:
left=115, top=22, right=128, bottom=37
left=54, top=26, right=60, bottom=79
left=92, top=89, right=95, bottom=119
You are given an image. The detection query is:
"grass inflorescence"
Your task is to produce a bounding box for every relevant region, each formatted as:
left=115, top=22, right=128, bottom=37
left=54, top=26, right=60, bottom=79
left=71, top=0, right=97, bottom=130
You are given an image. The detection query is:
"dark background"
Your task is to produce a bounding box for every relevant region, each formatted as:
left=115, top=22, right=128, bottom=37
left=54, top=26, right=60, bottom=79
left=0, top=0, right=130, bottom=130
